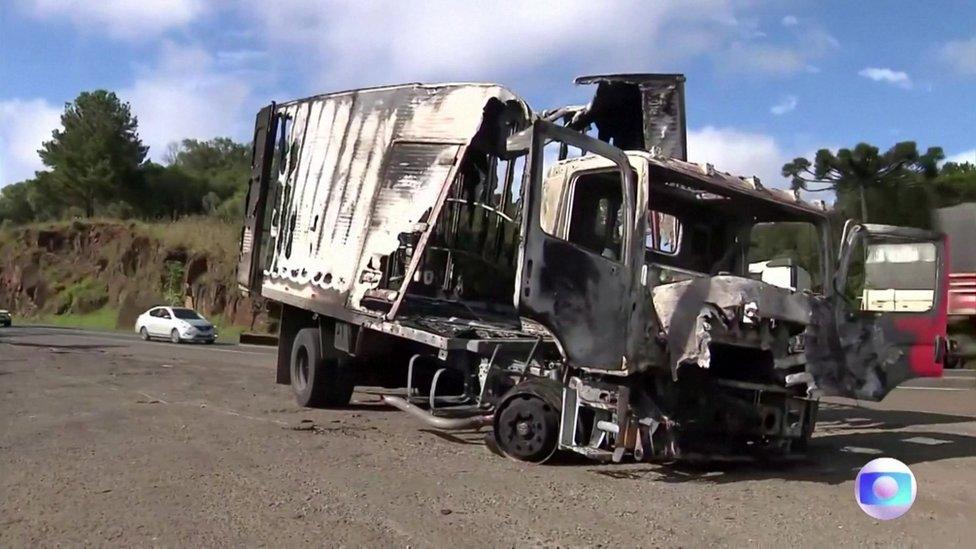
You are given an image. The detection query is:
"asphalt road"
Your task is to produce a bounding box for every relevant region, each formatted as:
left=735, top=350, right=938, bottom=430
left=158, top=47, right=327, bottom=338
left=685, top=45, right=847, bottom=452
left=1, top=325, right=974, bottom=546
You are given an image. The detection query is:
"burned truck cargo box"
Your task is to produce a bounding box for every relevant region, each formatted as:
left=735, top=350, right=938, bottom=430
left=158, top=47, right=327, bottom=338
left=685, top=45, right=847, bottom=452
left=239, top=83, right=531, bottom=319
left=239, top=74, right=948, bottom=466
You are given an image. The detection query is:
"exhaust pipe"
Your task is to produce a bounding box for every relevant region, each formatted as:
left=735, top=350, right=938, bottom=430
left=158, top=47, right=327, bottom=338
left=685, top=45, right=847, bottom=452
left=381, top=395, right=493, bottom=430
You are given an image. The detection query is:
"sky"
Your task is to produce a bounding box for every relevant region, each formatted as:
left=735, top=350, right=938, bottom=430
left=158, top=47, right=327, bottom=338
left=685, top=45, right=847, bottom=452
left=1, top=0, right=975, bottom=190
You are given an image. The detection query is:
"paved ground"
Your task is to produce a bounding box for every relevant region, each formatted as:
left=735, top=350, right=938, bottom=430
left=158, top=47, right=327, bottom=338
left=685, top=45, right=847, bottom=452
left=1, top=325, right=974, bottom=547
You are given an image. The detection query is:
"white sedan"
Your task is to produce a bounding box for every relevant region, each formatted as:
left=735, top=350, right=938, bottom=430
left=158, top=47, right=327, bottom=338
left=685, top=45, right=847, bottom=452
left=135, top=306, right=217, bottom=344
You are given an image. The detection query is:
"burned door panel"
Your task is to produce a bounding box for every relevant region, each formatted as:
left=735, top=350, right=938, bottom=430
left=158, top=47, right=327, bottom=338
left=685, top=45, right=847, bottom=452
left=237, top=103, right=277, bottom=290
left=806, top=224, right=947, bottom=400
left=517, top=120, right=637, bottom=370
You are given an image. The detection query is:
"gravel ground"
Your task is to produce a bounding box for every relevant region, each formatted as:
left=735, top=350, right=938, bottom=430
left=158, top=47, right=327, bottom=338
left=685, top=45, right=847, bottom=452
left=1, top=326, right=975, bottom=547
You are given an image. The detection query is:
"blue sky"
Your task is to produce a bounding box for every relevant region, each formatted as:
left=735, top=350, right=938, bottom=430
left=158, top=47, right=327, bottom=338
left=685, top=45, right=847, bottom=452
left=2, top=0, right=975, bottom=189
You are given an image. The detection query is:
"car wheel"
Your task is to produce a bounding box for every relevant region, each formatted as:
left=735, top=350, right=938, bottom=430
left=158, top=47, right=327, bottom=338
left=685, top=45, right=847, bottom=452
left=170, top=329, right=182, bottom=344
left=139, top=327, right=149, bottom=341
left=290, top=327, right=355, bottom=408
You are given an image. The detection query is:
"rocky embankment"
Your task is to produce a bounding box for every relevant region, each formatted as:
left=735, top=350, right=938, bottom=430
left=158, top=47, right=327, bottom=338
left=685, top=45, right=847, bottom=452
left=0, top=218, right=276, bottom=332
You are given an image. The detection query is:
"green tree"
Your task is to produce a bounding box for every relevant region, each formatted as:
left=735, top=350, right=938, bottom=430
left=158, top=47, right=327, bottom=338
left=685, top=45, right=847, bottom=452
left=782, top=142, right=944, bottom=224
left=139, top=163, right=209, bottom=220
left=0, top=181, right=36, bottom=224
left=38, top=90, right=148, bottom=217
left=932, top=162, right=976, bottom=208
left=167, top=137, right=250, bottom=200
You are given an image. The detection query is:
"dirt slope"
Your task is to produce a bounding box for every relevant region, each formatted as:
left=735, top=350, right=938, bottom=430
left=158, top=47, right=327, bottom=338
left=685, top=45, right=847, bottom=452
left=0, top=218, right=275, bottom=331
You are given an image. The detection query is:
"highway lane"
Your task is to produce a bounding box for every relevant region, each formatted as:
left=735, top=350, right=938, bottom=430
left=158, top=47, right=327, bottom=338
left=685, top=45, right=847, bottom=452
left=0, top=325, right=276, bottom=367
left=1, top=325, right=975, bottom=546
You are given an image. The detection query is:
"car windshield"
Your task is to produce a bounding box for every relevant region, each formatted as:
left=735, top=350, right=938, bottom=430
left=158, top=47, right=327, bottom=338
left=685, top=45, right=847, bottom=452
left=172, top=308, right=203, bottom=320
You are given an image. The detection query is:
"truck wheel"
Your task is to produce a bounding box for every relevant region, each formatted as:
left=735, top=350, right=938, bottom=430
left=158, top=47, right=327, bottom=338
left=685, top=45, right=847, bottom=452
left=493, top=382, right=561, bottom=463
left=290, top=328, right=355, bottom=408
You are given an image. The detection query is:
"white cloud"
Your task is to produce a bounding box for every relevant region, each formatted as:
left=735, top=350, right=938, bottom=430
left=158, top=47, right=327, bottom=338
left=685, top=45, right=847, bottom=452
left=1, top=40, right=263, bottom=186
left=947, top=149, right=976, bottom=165
left=770, top=95, right=798, bottom=115
left=687, top=126, right=792, bottom=188
left=0, top=98, right=62, bottom=187
left=120, top=42, right=257, bottom=161
left=940, top=37, right=976, bottom=75
left=20, top=0, right=205, bottom=40
left=216, top=49, right=268, bottom=68
left=719, top=26, right=839, bottom=75
left=858, top=67, right=912, bottom=89
left=237, top=0, right=748, bottom=86
left=724, top=42, right=807, bottom=74
left=781, top=15, right=798, bottom=27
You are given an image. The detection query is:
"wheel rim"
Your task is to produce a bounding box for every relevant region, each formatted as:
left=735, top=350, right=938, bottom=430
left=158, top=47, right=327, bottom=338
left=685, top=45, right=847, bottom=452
left=140, top=328, right=148, bottom=340
left=171, top=330, right=179, bottom=343
left=293, top=347, right=309, bottom=392
left=495, top=394, right=558, bottom=463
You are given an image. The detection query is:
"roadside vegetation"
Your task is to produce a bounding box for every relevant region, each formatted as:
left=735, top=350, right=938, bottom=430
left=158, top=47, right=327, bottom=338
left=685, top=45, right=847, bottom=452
left=0, top=90, right=270, bottom=337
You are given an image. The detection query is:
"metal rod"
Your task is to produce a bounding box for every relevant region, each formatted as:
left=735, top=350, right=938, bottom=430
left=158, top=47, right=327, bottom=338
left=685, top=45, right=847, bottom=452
left=478, top=344, right=502, bottom=402
left=430, top=368, right=447, bottom=411
left=382, top=396, right=493, bottom=430
left=406, top=353, right=425, bottom=399
left=517, top=336, right=543, bottom=383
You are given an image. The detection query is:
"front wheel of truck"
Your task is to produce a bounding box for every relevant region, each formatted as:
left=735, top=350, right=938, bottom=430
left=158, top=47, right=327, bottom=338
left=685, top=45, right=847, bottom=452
left=493, top=381, right=561, bottom=463
left=290, top=327, right=354, bottom=408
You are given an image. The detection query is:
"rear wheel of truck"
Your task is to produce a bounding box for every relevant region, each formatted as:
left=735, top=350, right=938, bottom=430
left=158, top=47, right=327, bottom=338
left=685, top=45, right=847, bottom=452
left=290, top=327, right=354, bottom=408
left=493, top=382, right=561, bottom=463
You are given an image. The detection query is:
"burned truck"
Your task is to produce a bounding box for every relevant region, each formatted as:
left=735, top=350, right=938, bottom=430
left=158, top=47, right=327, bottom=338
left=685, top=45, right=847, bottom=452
left=237, top=74, right=948, bottom=463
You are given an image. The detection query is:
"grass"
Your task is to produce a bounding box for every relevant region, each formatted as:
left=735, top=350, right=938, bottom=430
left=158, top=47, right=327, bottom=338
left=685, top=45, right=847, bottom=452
left=28, top=307, right=121, bottom=332
left=54, top=277, right=109, bottom=314
left=207, top=313, right=245, bottom=343
left=2, top=216, right=239, bottom=262
left=144, top=216, right=239, bottom=261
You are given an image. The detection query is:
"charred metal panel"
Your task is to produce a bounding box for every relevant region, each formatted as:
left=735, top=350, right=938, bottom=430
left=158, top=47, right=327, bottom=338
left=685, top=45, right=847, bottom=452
left=575, top=74, right=687, bottom=160
left=652, top=275, right=813, bottom=378
left=645, top=155, right=827, bottom=216
left=237, top=104, right=277, bottom=290
left=258, top=83, right=528, bottom=316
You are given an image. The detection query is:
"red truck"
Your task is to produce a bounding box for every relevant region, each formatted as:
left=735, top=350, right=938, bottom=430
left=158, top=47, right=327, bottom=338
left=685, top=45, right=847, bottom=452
left=936, top=203, right=976, bottom=368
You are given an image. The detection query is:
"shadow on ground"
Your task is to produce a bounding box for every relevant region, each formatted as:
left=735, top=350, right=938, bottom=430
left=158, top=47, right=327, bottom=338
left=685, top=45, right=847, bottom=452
left=587, top=403, right=976, bottom=485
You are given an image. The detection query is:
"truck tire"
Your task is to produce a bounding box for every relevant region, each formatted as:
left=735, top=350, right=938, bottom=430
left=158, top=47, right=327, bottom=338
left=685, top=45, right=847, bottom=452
left=290, top=327, right=355, bottom=408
